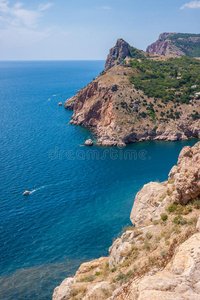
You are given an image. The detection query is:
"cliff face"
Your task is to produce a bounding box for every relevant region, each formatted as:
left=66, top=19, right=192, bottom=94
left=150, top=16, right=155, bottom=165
left=53, top=142, right=200, bottom=300
left=65, top=39, right=200, bottom=146
left=147, top=32, right=200, bottom=57
left=104, top=39, right=131, bottom=71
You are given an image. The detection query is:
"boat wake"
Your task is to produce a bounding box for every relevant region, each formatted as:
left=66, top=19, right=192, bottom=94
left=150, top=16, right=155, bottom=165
left=29, top=180, right=70, bottom=194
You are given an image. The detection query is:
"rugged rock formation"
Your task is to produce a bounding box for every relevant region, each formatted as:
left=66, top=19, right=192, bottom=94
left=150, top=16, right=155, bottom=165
left=53, top=142, right=200, bottom=300
left=64, top=38, right=200, bottom=146
left=64, top=96, right=77, bottom=110
left=109, top=233, right=200, bottom=300
left=65, top=65, right=200, bottom=146
left=130, top=182, right=169, bottom=227
left=147, top=32, right=200, bottom=57
left=104, top=39, right=131, bottom=71
left=146, top=33, right=185, bottom=56
left=171, top=142, right=200, bottom=204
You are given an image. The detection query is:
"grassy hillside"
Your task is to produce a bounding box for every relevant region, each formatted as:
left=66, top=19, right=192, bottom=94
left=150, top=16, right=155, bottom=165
left=122, top=51, right=200, bottom=121
left=169, top=33, right=200, bottom=57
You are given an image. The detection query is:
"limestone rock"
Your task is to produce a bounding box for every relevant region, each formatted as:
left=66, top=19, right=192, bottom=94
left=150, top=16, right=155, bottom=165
left=109, top=238, right=132, bottom=269
left=82, top=282, right=112, bottom=300
left=172, top=142, right=200, bottom=204
left=84, top=139, right=93, bottom=146
left=52, top=278, right=76, bottom=300
left=75, top=257, right=108, bottom=281
left=168, top=165, right=178, bottom=181
left=58, top=102, right=63, bottom=106
left=124, top=233, right=200, bottom=300
left=130, top=182, right=168, bottom=227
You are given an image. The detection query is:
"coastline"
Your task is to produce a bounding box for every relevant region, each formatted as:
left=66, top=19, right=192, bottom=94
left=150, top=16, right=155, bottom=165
left=53, top=141, right=200, bottom=300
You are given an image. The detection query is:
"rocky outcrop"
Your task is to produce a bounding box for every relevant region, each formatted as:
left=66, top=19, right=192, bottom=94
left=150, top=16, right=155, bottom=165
left=84, top=139, right=93, bottom=146
left=131, top=142, right=200, bottom=227
left=104, top=39, right=131, bottom=71
left=130, top=182, right=169, bottom=227
left=64, top=38, right=200, bottom=146
left=112, top=233, right=200, bottom=300
left=171, top=142, right=200, bottom=204
left=64, top=96, right=77, bottom=110
left=53, top=142, right=200, bottom=300
left=146, top=33, right=185, bottom=56
left=147, top=32, right=200, bottom=57
left=53, top=278, right=75, bottom=300
left=65, top=61, right=200, bottom=146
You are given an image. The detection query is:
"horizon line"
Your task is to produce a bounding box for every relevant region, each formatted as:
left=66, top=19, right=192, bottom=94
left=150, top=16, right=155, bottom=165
left=0, top=59, right=106, bottom=62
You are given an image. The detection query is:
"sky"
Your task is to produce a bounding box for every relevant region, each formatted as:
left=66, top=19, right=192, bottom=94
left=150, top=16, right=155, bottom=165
left=0, top=0, right=199, bottom=60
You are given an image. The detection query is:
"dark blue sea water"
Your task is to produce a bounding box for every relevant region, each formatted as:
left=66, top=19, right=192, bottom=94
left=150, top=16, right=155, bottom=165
left=0, top=61, right=198, bottom=299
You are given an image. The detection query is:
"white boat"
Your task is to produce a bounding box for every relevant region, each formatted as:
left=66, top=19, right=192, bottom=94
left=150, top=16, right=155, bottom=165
left=23, top=191, right=30, bottom=196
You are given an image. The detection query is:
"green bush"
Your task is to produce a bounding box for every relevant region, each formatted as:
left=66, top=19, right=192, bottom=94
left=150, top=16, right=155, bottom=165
left=167, top=204, right=177, bottom=213
left=111, top=267, right=117, bottom=273
left=81, top=275, right=95, bottom=282
left=161, top=213, right=168, bottom=221
left=193, top=199, right=200, bottom=209
left=173, top=215, right=187, bottom=225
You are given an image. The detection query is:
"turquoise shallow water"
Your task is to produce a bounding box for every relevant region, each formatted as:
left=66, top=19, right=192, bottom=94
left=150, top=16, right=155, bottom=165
left=0, top=61, right=199, bottom=299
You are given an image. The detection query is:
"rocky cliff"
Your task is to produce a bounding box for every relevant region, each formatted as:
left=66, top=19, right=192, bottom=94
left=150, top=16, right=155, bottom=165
left=147, top=32, right=200, bottom=57
left=53, top=142, right=200, bottom=300
left=65, top=38, right=200, bottom=146
left=104, top=39, right=132, bottom=71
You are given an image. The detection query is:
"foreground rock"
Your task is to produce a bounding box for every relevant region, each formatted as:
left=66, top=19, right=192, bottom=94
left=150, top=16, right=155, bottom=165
left=53, top=278, right=75, bottom=300
left=110, top=233, right=200, bottom=300
left=53, top=142, right=200, bottom=299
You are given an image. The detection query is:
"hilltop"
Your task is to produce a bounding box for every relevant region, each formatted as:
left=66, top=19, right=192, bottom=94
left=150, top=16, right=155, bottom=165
left=65, top=38, right=200, bottom=146
left=147, top=32, right=200, bottom=57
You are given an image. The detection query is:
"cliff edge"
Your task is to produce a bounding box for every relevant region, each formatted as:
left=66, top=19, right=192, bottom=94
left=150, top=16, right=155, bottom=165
left=53, top=142, right=200, bottom=300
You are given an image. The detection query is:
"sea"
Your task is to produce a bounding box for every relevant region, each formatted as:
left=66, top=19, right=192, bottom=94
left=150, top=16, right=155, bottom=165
left=0, top=60, right=198, bottom=299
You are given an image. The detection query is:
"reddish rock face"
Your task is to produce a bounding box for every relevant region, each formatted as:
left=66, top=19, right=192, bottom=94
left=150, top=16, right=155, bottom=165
left=64, top=38, right=200, bottom=147
left=147, top=32, right=185, bottom=56
left=104, top=39, right=131, bottom=71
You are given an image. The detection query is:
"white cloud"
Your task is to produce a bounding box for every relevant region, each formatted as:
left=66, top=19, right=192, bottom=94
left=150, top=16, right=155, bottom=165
left=181, top=0, right=200, bottom=9
left=39, top=3, right=54, bottom=11
left=0, top=1, right=54, bottom=28
left=0, top=1, right=55, bottom=59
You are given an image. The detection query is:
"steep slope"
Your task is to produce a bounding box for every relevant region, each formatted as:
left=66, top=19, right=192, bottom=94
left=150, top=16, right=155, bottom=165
left=147, top=32, right=200, bottom=57
left=104, top=39, right=131, bottom=71
left=65, top=38, right=200, bottom=146
left=53, top=142, right=200, bottom=300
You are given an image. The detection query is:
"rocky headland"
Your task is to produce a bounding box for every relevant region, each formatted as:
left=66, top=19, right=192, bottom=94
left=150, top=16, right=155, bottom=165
left=147, top=32, right=200, bottom=57
left=53, top=141, right=200, bottom=300
left=64, top=38, right=200, bottom=146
